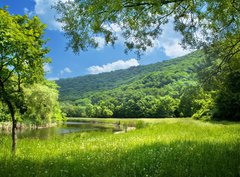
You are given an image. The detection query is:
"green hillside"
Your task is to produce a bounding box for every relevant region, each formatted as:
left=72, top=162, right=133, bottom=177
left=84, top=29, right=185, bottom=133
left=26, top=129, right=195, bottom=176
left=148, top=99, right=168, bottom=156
left=57, top=51, right=209, bottom=118
left=57, top=50, right=203, bottom=101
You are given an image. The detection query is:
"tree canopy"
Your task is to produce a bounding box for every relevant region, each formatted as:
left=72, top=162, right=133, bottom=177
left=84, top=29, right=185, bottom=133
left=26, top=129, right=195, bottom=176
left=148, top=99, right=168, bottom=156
left=55, top=0, right=239, bottom=57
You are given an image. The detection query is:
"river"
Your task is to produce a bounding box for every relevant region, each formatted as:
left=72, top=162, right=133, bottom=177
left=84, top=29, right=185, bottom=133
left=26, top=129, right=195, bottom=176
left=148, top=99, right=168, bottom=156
left=1, top=121, right=123, bottom=139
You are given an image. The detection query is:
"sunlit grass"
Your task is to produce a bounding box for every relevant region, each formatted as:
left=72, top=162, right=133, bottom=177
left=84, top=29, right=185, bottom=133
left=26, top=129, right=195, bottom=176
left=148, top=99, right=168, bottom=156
left=0, top=118, right=239, bottom=177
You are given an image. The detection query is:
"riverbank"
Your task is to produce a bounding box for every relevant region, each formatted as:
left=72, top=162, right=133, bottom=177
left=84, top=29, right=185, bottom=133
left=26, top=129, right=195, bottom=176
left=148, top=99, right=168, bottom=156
left=0, top=121, right=57, bottom=133
left=66, top=117, right=182, bottom=128
left=1, top=118, right=239, bottom=177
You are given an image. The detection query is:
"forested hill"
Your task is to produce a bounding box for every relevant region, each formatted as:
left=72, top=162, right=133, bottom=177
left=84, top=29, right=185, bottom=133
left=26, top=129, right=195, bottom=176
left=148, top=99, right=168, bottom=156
left=56, top=50, right=209, bottom=118
left=57, top=50, right=204, bottom=102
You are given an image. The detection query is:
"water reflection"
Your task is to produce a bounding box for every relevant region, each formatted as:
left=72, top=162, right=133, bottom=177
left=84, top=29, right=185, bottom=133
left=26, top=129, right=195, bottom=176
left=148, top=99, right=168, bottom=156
left=7, top=121, right=123, bottom=139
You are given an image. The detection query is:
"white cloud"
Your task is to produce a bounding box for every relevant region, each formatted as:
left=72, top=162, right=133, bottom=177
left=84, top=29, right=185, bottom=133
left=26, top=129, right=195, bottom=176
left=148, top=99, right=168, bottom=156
left=44, top=64, right=52, bottom=73
left=159, top=21, right=193, bottom=57
left=109, top=23, right=122, bottom=33
left=161, top=40, right=191, bottom=58
left=47, top=77, right=59, bottom=81
left=88, top=59, right=139, bottom=74
left=24, top=7, right=29, bottom=14
left=32, top=0, right=70, bottom=31
left=144, top=20, right=193, bottom=58
left=23, top=8, right=33, bottom=16
left=93, top=37, right=105, bottom=51
left=60, top=67, right=72, bottom=75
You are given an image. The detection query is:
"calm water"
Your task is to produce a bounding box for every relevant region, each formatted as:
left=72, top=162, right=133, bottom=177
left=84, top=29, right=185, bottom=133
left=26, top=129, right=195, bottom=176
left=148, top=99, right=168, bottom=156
left=3, top=121, right=122, bottom=139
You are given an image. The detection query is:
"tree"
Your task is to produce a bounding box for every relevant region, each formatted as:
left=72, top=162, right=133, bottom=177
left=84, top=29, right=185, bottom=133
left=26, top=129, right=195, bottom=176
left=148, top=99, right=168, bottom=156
left=137, top=96, right=159, bottom=117
left=102, top=108, right=113, bottom=118
left=156, top=96, right=177, bottom=118
left=23, top=82, right=63, bottom=127
left=0, top=8, right=49, bottom=152
left=214, top=70, right=240, bottom=121
left=86, top=104, right=95, bottom=117
left=178, top=85, right=215, bottom=119
left=178, top=86, right=203, bottom=117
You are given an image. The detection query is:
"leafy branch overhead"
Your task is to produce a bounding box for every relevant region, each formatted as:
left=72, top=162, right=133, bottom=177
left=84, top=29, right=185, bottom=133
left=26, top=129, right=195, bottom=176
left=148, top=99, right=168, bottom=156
left=54, top=0, right=239, bottom=58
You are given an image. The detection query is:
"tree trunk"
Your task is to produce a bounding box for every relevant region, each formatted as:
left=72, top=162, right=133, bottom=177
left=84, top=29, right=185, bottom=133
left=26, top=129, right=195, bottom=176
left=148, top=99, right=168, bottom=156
left=6, top=100, right=17, bottom=154
left=0, top=79, right=17, bottom=153
left=11, top=115, right=17, bottom=154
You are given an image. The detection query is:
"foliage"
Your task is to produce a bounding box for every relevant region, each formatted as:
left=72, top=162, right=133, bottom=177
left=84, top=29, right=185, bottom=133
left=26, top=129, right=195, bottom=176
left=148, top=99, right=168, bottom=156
left=0, top=8, right=63, bottom=124
left=58, top=51, right=206, bottom=118
left=214, top=71, right=240, bottom=121
left=178, top=86, right=214, bottom=117
left=0, top=8, right=49, bottom=113
left=0, top=8, right=49, bottom=85
left=0, top=119, right=239, bottom=177
left=54, top=0, right=240, bottom=121
left=61, top=104, right=87, bottom=117
left=0, top=102, right=10, bottom=122
left=54, top=0, right=239, bottom=56
left=23, top=82, right=63, bottom=126
left=191, top=91, right=216, bottom=120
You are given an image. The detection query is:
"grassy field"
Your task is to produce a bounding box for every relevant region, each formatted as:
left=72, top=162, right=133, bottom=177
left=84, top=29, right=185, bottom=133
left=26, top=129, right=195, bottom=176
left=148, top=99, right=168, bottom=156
left=0, top=118, right=239, bottom=177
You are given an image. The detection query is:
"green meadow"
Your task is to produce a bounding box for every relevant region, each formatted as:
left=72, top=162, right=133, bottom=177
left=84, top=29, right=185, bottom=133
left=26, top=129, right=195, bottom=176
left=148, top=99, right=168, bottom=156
left=0, top=118, right=239, bottom=177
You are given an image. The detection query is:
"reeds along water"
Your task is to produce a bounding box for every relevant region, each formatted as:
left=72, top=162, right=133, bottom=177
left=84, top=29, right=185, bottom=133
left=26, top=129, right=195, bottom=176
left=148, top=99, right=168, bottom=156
left=0, top=122, right=58, bottom=133
left=0, top=122, right=40, bottom=134
left=0, top=122, right=12, bottom=132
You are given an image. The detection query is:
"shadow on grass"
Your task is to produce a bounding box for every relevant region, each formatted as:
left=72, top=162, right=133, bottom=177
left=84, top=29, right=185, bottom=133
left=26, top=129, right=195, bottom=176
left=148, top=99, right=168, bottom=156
left=0, top=140, right=239, bottom=177
left=206, top=120, right=240, bottom=125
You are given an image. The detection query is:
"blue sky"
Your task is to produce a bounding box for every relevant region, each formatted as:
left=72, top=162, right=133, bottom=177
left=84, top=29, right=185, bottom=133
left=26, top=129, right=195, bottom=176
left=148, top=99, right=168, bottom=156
left=0, top=0, right=191, bottom=80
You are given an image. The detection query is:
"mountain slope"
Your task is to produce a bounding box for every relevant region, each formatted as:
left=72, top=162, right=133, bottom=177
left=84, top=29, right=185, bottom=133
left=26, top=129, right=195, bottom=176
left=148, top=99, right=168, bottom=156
left=57, top=50, right=204, bottom=102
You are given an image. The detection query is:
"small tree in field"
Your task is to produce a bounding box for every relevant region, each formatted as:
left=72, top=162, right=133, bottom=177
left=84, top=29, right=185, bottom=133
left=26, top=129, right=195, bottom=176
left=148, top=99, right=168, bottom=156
left=23, top=82, right=63, bottom=127
left=0, top=8, right=49, bottom=153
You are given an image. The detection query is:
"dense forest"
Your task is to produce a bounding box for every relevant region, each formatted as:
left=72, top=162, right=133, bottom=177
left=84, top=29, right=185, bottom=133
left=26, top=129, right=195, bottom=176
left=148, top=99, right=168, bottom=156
left=57, top=51, right=217, bottom=119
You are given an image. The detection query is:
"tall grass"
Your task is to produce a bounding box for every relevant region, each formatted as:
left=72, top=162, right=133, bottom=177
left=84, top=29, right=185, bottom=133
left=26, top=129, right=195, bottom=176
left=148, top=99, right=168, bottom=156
left=0, top=118, right=239, bottom=177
